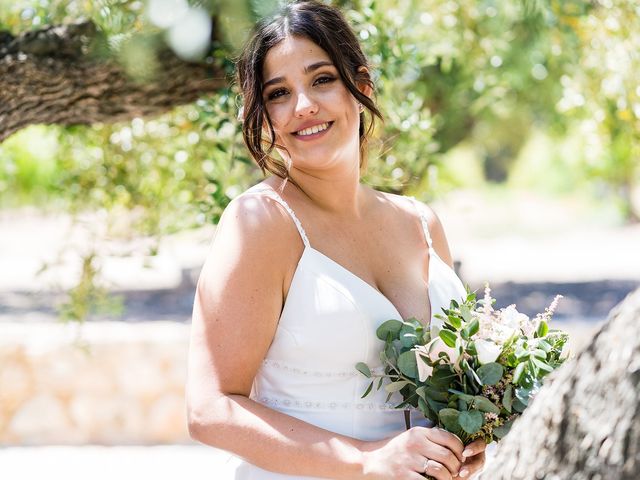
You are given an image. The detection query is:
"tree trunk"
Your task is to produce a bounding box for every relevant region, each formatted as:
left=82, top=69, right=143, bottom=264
left=483, top=287, right=640, bottom=479
left=0, top=20, right=227, bottom=142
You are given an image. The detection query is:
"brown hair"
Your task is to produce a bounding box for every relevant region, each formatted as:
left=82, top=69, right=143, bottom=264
left=236, top=0, right=383, bottom=182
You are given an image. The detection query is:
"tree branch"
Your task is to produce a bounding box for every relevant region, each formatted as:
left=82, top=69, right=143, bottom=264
left=0, top=20, right=228, bottom=142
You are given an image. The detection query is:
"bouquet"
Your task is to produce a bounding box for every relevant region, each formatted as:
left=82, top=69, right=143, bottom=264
left=357, top=284, right=569, bottom=445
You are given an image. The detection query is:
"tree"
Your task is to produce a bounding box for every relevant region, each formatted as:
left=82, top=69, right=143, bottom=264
left=483, top=287, right=640, bottom=479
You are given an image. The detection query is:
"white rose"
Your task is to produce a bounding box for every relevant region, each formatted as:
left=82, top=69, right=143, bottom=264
left=475, top=339, right=502, bottom=365
left=501, top=305, right=529, bottom=330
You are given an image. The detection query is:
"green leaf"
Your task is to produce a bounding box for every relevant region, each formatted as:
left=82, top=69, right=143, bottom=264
left=512, top=398, right=527, bottom=413
left=376, top=319, right=403, bottom=341
left=459, top=410, right=484, bottom=434
left=398, top=350, right=418, bottom=378
left=460, top=305, right=472, bottom=323
left=447, top=314, right=462, bottom=329
left=537, top=340, right=552, bottom=352
left=515, top=387, right=531, bottom=406
left=439, top=329, right=457, bottom=348
left=361, top=381, right=374, bottom=398
left=531, top=356, right=554, bottom=373
left=376, top=376, right=384, bottom=391
left=427, top=397, right=448, bottom=415
left=447, top=389, right=474, bottom=403
left=438, top=408, right=461, bottom=432
left=399, top=323, right=419, bottom=348
left=355, top=362, right=371, bottom=378
left=473, top=396, right=501, bottom=414
left=462, top=317, right=480, bottom=339
left=385, top=380, right=411, bottom=393
left=477, top=363, right=504, bottom=385
left=430, top=366, right=457, bottom=389
left=513, top=362, right=526, bottom=385
left=425, top=387, right=450, bottom=402
left=536, top=320, right=549, bottom=338
left=503, top=384, right=513, bottom=413
left=493, top=419, right=514, bottom=439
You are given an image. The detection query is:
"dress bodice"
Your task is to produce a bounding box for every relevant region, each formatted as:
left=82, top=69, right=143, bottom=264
left=228, top=184, right=467, bottom=479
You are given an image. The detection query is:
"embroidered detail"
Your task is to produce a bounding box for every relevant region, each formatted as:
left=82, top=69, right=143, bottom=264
left=257, top=396, right=398, bottom=411
left=262, top=358, right=384, bottom=377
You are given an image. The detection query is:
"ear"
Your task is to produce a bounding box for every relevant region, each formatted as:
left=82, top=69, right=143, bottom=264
left=356, top=66, right=373, bottom=99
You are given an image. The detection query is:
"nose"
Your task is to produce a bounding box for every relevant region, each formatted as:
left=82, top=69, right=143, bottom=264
left=294, top=92, right=318, bottom=117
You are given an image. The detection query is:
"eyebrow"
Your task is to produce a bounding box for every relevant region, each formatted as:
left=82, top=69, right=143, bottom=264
left=262, top=61, right=335, bottom=89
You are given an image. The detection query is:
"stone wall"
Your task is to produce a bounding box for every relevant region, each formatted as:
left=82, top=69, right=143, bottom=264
left=0, top=321, right=192, bottom=445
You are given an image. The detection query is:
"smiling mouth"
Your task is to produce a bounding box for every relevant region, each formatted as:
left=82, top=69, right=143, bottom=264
left=293, top=121, right=333, bottom=137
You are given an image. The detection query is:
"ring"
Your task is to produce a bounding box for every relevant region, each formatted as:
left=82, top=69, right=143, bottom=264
left=423, top=458, right=429, bottom=473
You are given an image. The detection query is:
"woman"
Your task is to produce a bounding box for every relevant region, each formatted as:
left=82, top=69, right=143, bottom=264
left=186, top=1, right=487, bottom=479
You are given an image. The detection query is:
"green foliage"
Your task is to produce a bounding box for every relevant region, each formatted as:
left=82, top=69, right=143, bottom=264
left=358, top=285, right=569, bottom=445
left=1, top=0, right=639, bottom=320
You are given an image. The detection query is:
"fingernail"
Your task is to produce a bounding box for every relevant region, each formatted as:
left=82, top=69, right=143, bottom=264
left=459, top=469, right=469, bottom=478
left=462, top=449, right=473, bottom=457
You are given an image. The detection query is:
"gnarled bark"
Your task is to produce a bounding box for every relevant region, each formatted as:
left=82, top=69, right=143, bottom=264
left=483, top=287, right=640, bottom=479
left=0, top=20, right=226, bottom=142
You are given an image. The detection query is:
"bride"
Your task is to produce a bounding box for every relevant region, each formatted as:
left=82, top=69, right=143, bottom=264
left=186, top=1, right=487, bottom=478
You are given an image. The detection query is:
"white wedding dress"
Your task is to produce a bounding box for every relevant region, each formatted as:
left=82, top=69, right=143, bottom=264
left=225, top=185, right=467, bottom=479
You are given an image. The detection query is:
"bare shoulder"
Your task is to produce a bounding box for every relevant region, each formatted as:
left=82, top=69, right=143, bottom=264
left=209, top=184, right=304, bottom=262
left=377, top=190, right=455, bottom=268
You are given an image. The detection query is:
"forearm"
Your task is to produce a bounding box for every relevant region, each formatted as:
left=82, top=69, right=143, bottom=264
left=188, top=394, right=369, bottom=479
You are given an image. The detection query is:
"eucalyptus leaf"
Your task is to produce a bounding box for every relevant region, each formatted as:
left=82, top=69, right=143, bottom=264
left=447, top=389, right=474, bottom=403
left=427, top=397, right=448, bottom=414
left=385, top=380, right=411, bottom=393
left=398, top=350, right=418, bottom=378
left=459, top=410, right=484, bottom=434
left=376, top=319, right=403, bottom=341
left=400, top=328, right=419, bottom=348
left=355, top=362, right=371, bottom=378
left=493, top=419, right=514, bottom=439
left=512, top=397, right=527, bottom=413
left=438, top=408, right=461, bottom=432
left=361, top=381, right=373, bottom=398
left=477, top=363, right=504, bottom=385
left=473, top=396, right=501, bottom=414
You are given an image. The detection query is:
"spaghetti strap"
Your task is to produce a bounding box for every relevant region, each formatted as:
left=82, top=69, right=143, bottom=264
left=407, top=196, right=434, bottom=252
left=250, top=185, right=310, bottom=248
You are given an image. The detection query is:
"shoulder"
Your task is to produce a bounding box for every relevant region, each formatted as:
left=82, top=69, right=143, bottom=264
left=377, top=190, right=454, bottom=267
left=375, top=190, right=442, bottom=235
left=215, top=182, right=303, bottom=250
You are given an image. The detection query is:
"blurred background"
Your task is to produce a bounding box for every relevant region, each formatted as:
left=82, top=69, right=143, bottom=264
left=1, top=0, right=638, bottom=478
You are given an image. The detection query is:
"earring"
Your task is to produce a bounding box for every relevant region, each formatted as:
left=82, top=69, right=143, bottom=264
left=358, top=103, right=364, bottom=112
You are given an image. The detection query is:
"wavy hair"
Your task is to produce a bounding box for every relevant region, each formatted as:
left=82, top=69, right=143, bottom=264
left=236, top=0, right=383, bottom=183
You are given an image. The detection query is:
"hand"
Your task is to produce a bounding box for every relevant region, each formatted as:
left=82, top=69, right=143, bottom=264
left=361, top=426, right=464, bottom=480
left=455, top=439, right=487, bottom=479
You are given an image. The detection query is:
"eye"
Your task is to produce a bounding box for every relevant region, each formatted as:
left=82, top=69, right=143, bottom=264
left=267, top=88, right=288, bottom=100
left=314, top=75, right=336, bottom=86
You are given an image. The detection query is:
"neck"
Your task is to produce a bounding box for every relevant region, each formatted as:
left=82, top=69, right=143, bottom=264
left=282, top=156, right=369, bottom=219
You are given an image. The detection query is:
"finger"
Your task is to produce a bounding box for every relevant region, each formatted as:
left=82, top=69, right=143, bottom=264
left=424, top=427, right=465, bottom=461
left=462, top=439, right=487, bottom=459
left=420, top=442, right=461, bottom=476
left=458, top=452, right=485, bottom=479
left=423, top=459, right=453, bottom=480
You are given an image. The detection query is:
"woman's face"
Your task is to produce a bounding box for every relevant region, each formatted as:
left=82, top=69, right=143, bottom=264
left=261, top=35, right=362, bottom=172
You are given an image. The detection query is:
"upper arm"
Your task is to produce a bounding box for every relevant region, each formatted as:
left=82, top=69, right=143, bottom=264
left=186, top=193, right=297, bottom=413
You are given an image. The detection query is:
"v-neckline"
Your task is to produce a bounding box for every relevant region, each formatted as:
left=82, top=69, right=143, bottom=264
left=305, top=246, right=432, bottom=323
